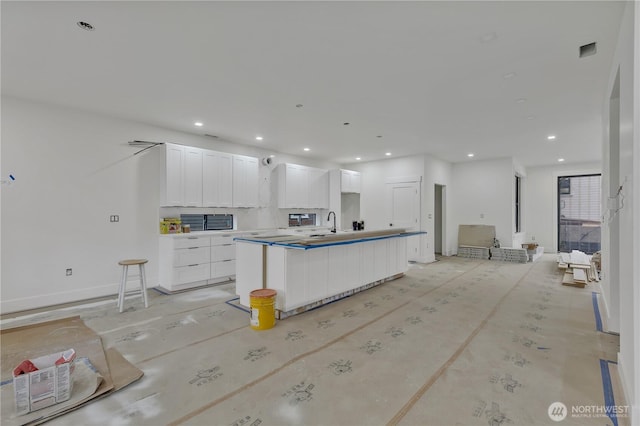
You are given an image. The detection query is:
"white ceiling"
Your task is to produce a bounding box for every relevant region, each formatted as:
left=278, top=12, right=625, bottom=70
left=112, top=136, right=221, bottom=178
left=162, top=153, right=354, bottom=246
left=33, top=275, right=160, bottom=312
left=1, top=1, right=626, bottom=167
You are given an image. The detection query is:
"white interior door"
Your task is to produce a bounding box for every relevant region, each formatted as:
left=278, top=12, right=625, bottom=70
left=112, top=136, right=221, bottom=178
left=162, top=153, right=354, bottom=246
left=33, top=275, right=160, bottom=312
left=386, top=180, right=421, bottom=261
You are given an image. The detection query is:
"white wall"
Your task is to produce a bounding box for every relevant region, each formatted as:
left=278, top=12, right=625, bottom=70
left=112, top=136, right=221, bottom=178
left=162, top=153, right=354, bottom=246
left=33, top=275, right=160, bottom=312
left=451, top=158, right=515, bottom=250
left=350, top=155, right=425, bottom=231
left=601, top=1, right=639, bottom=422
left=525, top=162, right=601, bottom=254
left=0, top=96, right=339, bottom=313
left=347, top=154, right=453, bottom=263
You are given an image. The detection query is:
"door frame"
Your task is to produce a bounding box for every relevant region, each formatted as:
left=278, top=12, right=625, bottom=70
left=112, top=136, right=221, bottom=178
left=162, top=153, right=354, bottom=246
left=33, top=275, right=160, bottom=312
left=556, top=173, right=602, bottom=254
left=385, top=175, right=425, bottom=262
left=434, top=183, right=447, bottom=256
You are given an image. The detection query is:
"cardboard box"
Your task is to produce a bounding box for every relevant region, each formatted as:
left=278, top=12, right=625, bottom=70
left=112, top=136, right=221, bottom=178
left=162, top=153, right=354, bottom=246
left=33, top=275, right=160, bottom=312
left=12, top=349, right=75, bottom=416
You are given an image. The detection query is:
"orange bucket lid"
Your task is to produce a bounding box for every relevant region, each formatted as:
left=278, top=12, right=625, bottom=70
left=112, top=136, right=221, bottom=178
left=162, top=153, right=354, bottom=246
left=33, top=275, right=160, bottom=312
left=250, top=289, right=277, bottom=298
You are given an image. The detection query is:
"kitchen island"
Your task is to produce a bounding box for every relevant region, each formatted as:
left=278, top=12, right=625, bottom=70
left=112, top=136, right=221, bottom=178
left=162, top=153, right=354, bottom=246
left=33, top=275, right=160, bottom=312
left=234, top=229, right=422, bottom=318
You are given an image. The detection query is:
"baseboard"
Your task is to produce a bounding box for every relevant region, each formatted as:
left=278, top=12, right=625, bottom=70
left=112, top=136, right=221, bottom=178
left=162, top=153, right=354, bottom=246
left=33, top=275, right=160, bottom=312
left=0, top=279, right=158, bottom=314
left=616, top=352, right=637, bottom=424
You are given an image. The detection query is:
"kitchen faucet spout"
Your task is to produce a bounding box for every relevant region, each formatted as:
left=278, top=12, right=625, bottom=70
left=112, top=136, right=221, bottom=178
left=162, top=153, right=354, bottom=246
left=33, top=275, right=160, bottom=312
left=327, top=211, right=337, bottom=233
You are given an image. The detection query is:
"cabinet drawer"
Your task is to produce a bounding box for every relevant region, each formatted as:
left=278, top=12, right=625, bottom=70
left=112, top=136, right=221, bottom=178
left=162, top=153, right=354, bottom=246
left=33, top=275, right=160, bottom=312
left=173, top=263, right=210, bottom=285
left=212, top=260, right=236, bottom=278
left=174, top=236, right=210, bottom=249
left=211, top=244, right=235, bottom=261
left=211, top=235, right=234, bottom=246
left=174, top=247, right=210, bottom=267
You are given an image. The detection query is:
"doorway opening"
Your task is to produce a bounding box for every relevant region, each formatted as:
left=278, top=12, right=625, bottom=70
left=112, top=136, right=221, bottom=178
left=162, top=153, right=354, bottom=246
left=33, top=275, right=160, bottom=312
left=557, top=174, right=601, bottom=254
left=434, top=184, right=446, bottom=255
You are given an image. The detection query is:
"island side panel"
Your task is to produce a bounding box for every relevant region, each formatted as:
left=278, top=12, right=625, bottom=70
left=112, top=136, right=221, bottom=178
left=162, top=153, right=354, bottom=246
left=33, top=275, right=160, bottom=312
left=266, top=245, right=287, bottom=310
left=327, top=242, right=363, bottom=296
left=306, top=247, right=329, bottom=307
left=236, top=241, right=265, bottom=307
left=373, top=239, right=389, bottom=282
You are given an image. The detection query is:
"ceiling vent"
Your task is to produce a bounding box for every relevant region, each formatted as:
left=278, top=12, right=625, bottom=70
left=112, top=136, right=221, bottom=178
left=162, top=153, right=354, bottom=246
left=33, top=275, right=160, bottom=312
left=579, top=42, right=597, bottom=58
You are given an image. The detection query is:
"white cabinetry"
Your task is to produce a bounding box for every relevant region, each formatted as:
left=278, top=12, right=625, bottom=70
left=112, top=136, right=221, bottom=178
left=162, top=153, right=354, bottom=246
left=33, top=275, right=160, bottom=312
left=161, top=143, right=185, bottom=206
left=251, top=237, right=408, bottom=312
left=309, top=167, right=330, bottom=208
left=232, top=155, right=259, bottom=207
left=211, top=234, right=236, bottom=279
left=160, top=143, right=257, bottom=208
left=184, top=147, right=203, bottom=206
left=159, top=235, right=211, bottom=291
left=340, top=169, right=361, bottom=193
left=159, top=233, right=239, bottom=292
left=203, top=151, right=233, bottom=207
left=277, top=163, right=329, bottom=208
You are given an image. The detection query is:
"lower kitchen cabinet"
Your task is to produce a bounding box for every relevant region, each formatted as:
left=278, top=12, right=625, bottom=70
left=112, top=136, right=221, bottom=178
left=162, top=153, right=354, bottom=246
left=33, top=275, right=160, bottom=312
left=159, top=233, right=238, bottom=291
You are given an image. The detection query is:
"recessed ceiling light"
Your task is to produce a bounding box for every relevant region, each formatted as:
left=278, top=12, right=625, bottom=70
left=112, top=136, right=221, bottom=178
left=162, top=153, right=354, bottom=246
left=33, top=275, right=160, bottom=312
left=355, top=157, right=361, bottom=161
left=269, top=154, right=276, bottom=158
left=255, top=136, right=263, bottom=141
left=77, top=21, right=95, bottom=31
left=558, top=158, right=565, bottom=162
left=467, top=153, right=474, bottom=158
left=503, top=72, right=517, bottom=79
left=194, top=122, right=203, bottom=127
left=303, top=148, right=310, bottom=152
left=385, top=152, right=392, bottom=156
left=526, top=115, right=536, bottom=120
left=516, top=98, right=527, bottom=104
left=296, top=104, right=304, bottom=108
left=377, top=135, right=383, bottom=138
left=547, top=135, right=556, bottom=140
left=343, top=122, right=350, bottom=126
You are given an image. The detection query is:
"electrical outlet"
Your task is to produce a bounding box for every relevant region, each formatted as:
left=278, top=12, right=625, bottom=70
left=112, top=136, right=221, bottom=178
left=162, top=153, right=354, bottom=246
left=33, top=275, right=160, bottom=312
left=480, top=213, right=485, bottom=219
left=532, top=236, right=536, bottom=241
left=66, top=268, right=72, bottom=276
left=110, top=215, right=120, bottom=222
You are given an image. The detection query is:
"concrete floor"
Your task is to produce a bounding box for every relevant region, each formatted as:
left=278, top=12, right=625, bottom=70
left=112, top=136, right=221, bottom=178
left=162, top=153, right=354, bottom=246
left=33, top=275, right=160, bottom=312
left=1, top=255, right=628, bottom=426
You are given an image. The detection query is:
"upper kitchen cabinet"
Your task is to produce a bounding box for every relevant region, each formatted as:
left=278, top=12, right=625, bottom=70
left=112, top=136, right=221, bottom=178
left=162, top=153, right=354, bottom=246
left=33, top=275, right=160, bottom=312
left=161, top=143, right=185, bottom=206
left=203, top=150, right=233, bottom=207
left=309, top=167, right=330, bottom=208
left=184, top=146, right=204, bottom=206
left=277, top=163, right=329, bottom=209
left=340, top=169, right=361, bottom=193
left=232, top=154, right=259, bottom=207
left=160, top=143, right=257, bottom=208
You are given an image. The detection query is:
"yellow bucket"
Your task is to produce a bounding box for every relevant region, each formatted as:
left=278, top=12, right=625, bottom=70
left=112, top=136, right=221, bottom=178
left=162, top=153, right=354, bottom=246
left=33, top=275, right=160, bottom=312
left=249, top=289, right=277, bottom=330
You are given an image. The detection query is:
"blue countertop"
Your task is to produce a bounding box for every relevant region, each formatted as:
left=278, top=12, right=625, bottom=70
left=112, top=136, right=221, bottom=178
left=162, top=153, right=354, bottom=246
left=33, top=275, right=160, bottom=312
left=234, top=230, right=425, bottom=250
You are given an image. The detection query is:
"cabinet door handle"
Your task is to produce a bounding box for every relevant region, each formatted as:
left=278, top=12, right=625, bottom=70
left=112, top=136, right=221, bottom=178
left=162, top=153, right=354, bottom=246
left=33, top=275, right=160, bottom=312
left=188, top=247, right=200, bottom=249
left=222, top=259, right=233, bottom=262
left=187, top=264, right=200, bottom=267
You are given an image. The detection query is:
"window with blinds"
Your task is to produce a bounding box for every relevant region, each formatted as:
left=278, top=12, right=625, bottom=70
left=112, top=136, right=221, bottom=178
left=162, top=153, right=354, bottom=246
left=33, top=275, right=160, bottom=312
left=558, top=174, right=601, bottom=254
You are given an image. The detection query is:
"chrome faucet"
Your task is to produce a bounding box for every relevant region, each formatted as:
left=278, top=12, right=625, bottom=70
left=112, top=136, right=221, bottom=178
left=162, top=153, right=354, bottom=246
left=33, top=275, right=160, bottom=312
left=327, top=211, right=337, bottom=233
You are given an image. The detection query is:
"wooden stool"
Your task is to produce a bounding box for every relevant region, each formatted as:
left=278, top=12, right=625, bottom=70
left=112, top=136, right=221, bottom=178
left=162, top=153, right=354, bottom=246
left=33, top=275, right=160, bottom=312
left=117, top=259, right=149, bottom=313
